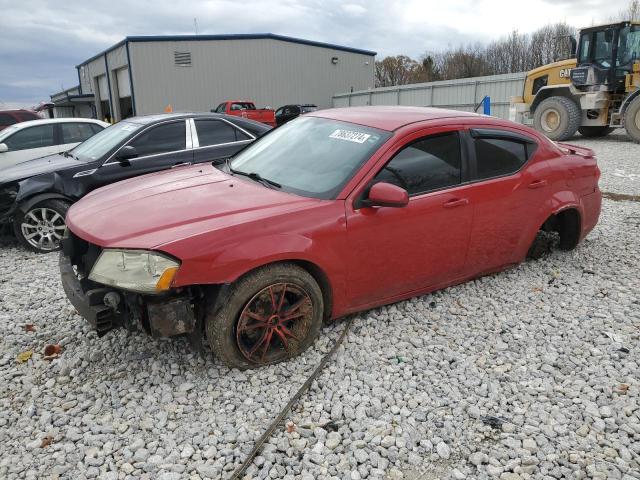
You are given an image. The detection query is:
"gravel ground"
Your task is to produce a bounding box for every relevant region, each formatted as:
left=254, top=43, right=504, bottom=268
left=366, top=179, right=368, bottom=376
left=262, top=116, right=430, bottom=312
left=0, top=133, right=639, bottom=480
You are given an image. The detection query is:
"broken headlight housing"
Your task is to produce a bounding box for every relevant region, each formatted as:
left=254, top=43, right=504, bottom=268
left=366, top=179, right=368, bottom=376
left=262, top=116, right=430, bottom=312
left=88, top=249, right=180, bottom=294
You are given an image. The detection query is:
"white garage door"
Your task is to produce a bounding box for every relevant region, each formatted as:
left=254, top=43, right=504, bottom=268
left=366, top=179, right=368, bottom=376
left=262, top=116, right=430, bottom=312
left=97, top=75, right=109, bottom=101
left=116, top=68, right=131, bottom=98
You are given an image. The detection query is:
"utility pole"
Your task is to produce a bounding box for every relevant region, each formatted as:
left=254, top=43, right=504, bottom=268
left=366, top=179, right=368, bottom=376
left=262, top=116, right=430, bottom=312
left=194, top=18, right=198, bottom=35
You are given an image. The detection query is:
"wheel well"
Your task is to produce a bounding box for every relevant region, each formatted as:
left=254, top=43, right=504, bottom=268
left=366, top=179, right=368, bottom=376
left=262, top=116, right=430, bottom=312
left=18, top=193, right=73, bottom=214
left=541, top=208, right=581, bottom=251
left=290, top=260, right=333, bottom=321
left=531, top=87, right=577, bottom=114
left=216, top=259, right=334, bottom=322
left=621, top=89, right=640, bottom=116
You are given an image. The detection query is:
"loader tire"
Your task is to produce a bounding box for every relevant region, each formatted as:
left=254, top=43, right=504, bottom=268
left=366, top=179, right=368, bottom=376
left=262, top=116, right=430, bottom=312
left=533, top=96, right=581, bottom=141
left=624, top=96, right=640, bottom=144
left=578, top=126, right=613, bottom=138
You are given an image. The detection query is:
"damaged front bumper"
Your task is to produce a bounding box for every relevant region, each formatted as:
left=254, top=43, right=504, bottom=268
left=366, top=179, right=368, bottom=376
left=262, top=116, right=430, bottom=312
left=59, top=250, right=198, bottom=339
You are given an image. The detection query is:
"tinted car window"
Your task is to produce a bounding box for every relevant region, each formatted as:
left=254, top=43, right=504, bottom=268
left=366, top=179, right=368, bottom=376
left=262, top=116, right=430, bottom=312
left=61, top=123, right=98, bottom=144
left=475, top=138, right=528, bottom=179
left=4, top=124, right=55, bottom=151
left=195, top=119, right=239, bottom=146
left=130, top=121, right=186, bottom=157
left=0, top=113, right=17, bottom=127
left=374, top=132, right=461, bottom=195
left=215, top=103, right=226, bottom=113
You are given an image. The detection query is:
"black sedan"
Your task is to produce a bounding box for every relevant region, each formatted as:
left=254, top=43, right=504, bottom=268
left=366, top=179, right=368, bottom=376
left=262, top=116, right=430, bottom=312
left=0, top=113, right=270, bottom=253
left=274, top=104, right=318, bottom=126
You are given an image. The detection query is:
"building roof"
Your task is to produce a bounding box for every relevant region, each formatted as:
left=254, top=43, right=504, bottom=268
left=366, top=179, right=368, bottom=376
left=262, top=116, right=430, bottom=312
left=77, top=33, right=376, bottom=67
left=309, top=106, right=481, bottom=131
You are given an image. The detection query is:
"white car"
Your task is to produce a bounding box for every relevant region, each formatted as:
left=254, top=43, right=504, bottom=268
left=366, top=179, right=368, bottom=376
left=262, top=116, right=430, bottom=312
left=0, top=118, right=109, bottom=170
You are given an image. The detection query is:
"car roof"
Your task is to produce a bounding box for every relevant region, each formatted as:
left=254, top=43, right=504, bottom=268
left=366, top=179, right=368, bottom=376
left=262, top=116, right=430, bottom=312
left=308, top=106, right=482, bottom=131
left=2, top=117, right=106, bottom=130
left=122, top=112, right=265, bottom=125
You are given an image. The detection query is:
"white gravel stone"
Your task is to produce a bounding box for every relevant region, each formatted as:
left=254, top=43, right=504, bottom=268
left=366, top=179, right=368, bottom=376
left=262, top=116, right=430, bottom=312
left=0, top=136, right=639, bottom=479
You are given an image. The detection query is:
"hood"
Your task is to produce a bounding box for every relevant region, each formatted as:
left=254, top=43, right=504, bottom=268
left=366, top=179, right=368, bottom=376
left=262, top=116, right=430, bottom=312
left=0, top=153, right=80, bottom=184
left=66, top=163, right=322, bottom=249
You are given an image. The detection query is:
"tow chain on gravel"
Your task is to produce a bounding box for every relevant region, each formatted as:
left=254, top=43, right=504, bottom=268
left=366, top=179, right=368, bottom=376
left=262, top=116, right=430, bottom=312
left=228, top=316, right=355, bottom=480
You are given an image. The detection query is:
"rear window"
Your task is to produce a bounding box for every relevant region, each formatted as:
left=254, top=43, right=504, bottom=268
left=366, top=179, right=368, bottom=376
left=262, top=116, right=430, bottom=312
left=231, top=103, right=255, bottom=111
left=61, top=123, right=99, bottom=144
left=195, top=119, right=240, bottom=146
left=475, top=138, right=528, bottom=179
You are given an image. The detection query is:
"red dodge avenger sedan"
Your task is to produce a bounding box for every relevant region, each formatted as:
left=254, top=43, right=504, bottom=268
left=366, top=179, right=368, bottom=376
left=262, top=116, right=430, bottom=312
left=60, top=107, right=601, bottom=368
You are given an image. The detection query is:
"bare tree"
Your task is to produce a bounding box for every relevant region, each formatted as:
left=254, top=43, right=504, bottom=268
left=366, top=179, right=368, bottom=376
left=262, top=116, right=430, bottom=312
left=374, top=21, right=576, bottom=87
left=619, top=0, right=639, bottom=20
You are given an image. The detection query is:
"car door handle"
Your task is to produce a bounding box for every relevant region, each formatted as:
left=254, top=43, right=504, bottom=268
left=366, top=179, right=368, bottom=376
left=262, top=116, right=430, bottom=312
left=528, top=179, right=548, bottom=189
left=171, top=162, right=192, bottom=168
left=443, top=198, right=469, bottom=208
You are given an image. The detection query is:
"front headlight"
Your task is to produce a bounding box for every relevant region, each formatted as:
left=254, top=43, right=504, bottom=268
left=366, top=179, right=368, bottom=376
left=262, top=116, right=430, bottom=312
left=89, top=249, right=180, bottom=294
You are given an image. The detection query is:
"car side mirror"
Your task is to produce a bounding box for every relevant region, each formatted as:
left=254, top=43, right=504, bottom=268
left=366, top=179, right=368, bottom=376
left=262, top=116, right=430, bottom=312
left=116, top=145, right=138, bottom=164
left=363, top=182, right=409, bottom=208
left=0, top=143, right=8, bottom=153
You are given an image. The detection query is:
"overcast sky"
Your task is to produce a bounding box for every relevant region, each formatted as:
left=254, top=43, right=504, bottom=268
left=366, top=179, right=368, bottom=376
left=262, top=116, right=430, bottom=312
left=0, top=0, right=626, bottom=107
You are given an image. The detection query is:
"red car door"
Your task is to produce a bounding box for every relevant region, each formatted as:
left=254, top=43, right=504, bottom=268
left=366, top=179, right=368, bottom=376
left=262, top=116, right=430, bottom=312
left=344, top=128, right=474, bottom=308
left=463, top=128, right=551, bottom=273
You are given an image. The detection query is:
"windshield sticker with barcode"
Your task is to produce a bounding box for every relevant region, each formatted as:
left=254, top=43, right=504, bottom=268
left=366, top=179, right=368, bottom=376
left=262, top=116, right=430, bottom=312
left=329, top=129, right=371, bottom=143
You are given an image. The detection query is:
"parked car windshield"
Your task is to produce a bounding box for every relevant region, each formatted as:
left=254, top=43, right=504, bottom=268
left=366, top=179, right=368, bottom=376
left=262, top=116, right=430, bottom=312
left=230, top=116, right=391, bottom=199
left=71, top=121, right=141, bottom=162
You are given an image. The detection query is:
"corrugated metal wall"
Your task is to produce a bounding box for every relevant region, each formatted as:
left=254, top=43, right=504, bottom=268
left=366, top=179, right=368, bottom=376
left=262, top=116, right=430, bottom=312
left=130, top=39, right=375, bottom=115
left=332, top=72, right=526, bottom=119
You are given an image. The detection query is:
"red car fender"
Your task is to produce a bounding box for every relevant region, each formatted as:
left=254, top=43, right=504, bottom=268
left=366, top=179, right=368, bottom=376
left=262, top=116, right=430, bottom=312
left=171, top=233, right=348, bottom=316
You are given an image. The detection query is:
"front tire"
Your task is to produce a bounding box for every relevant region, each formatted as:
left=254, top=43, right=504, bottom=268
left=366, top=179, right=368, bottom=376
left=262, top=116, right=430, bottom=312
left=578, top=126, right=613, bottom=138
left=533, top=96, right=581, bottom=141
left=13, top=199, right=70, bottom=253
left=624, top=96, right=640, bottom=143
left=206, top=263, right=324, bottom=369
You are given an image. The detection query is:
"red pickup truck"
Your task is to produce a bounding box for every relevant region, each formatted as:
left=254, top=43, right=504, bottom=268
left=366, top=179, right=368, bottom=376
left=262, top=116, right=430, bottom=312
left=213, top=101, right=276, bottom=127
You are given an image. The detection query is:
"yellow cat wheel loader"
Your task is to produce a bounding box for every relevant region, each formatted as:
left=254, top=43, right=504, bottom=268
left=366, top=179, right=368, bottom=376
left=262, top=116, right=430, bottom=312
left=510, top=21, right=640, bottom=142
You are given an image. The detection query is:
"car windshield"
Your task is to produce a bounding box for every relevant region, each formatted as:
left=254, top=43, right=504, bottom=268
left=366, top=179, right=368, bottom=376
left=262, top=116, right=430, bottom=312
left=71, top=121, right=141, bottom=162
left=229, top=116, right=391, bottom=199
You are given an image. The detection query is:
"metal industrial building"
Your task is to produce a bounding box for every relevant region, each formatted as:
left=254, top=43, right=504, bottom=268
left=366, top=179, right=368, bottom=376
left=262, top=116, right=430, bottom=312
left=50, top=34, right=376, bottom=121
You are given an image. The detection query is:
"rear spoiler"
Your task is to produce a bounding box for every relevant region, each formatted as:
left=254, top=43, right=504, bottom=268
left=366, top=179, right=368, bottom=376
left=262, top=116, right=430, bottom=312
left=555, top=142, right=595, bottom=159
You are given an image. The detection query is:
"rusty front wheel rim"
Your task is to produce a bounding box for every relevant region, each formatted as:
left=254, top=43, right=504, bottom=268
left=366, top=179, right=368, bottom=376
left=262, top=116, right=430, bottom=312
left=236, top=283, right=313, bottom=364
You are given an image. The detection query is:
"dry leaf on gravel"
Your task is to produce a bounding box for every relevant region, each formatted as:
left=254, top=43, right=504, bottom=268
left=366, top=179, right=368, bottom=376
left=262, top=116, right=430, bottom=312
left=16, top=350, right=33, bottom=363
left=40, top=435, right=54, bottom=448
left=43, top=344, right=62, bottom=361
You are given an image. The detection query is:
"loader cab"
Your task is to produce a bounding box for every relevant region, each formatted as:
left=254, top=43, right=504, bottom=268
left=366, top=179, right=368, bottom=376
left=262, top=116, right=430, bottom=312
left=574, top=22, right=640, bottom=92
